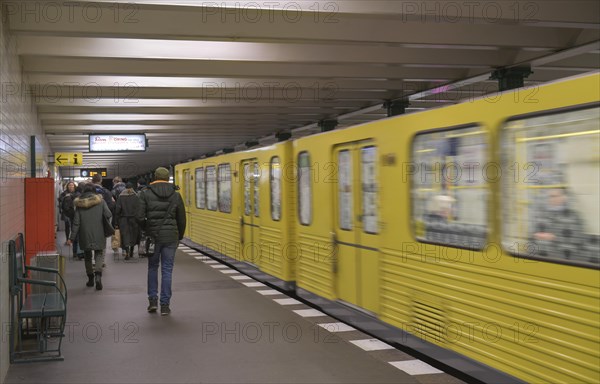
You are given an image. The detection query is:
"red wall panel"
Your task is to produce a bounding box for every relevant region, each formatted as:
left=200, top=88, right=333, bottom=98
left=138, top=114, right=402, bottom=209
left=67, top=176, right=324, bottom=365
left=25, top=178, right=56, bottom=265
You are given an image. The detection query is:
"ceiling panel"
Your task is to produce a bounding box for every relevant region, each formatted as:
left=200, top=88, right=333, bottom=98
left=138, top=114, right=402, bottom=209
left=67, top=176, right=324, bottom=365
left=4, top=0, right=599, bottom=177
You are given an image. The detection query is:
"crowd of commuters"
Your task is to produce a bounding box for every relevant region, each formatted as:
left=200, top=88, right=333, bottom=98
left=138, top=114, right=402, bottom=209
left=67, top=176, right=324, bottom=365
left=60, top=168, right=186, bottom=315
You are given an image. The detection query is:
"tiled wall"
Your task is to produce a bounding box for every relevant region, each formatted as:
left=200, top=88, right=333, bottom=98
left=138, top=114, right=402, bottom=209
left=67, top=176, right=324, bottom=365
left=0, top=9, right=52, bottom=382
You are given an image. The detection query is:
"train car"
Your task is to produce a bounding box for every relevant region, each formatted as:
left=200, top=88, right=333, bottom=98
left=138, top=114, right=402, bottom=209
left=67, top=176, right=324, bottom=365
left=175, top=141, right=297, bottom=290
left=292, top=72, right=599, bottom=383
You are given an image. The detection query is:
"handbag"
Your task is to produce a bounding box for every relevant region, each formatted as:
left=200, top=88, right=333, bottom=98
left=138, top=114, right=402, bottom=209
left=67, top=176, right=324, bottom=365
left=111, top=228, right=121, bottom=249
left=141, top=196, right=177, bottom=255
left=103, top=214, right=115, bottom=237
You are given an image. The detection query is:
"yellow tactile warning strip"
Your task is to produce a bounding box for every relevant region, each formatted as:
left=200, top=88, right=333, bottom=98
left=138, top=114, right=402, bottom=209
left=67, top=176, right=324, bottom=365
left=176, top=245, right=468, bottom=384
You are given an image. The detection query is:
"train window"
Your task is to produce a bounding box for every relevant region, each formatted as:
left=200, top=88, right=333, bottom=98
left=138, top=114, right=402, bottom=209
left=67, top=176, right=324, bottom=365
left=183, top=170, right=191, bottom=207
left=412, top=125, right=488, bottom=250
left=244, top=163, right=251, bottom=216
left=271, top=157, right=281, bottom=221
left=362, top=146, right=378, bottom=234
left=501, top=106, right=600, bottom=267
left=195, top=167, right=205, bottom=209
left=218, top=163, right=232, bottom=213
left=254, top=163, right=260, bottom=217
left=338, top=150, right=353, bottom=230
left=206, top=166, right=217, bottom=211
left=298, top=152, right=312, bottom=225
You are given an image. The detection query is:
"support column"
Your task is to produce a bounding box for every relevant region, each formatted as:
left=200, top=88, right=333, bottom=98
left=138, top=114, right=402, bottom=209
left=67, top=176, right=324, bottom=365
left=30, top=136, right=36, bottom=178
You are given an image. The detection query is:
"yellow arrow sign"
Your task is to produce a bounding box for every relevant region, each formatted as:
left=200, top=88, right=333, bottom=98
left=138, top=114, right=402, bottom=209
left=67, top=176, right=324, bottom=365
left=55, top=152, right=84, bottom=166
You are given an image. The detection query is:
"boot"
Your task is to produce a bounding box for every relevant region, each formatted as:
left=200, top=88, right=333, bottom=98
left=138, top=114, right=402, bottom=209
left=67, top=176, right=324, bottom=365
left=95, top=272, right=103, bottom=290
left=86, top=274, right=94, bottom=287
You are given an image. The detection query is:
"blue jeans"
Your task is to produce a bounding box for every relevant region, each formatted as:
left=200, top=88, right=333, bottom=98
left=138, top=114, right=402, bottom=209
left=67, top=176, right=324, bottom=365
left=147, top=242, right=177, bottom=305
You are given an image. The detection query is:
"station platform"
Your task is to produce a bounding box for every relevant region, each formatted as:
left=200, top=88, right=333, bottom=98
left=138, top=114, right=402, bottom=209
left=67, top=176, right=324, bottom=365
left=5, top=232, right=467, bottom=384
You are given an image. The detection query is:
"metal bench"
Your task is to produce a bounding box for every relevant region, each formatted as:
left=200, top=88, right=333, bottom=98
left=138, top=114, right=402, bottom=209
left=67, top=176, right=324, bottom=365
left=9, top=233, right=67, bottom=363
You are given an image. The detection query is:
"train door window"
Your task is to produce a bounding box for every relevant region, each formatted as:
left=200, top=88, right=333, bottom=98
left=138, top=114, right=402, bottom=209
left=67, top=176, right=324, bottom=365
left=412, top=125, right=488, bottom=249
left=501, top=106, right=599, bottom=267
left=195, top=167, right=205, bottom=209
left=270, top=157, right=281, bottom=221
left=361, top=146, right=378, bottom=234
left=298, top=152, right=312, bottom=225
left=218, top=163, right=232, bottom=213
left=182, top=170, right=191, bottom=207
left=253, top=163, right=260, bottom=217
left=244, top=163, right=251, bottom=215
left=338, top=150, right=353, bottom=230
left=206, top=166, right=217, bottom=211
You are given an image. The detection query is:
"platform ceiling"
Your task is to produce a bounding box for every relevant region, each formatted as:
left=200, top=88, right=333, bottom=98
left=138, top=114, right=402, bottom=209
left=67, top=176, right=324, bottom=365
left=4, top=0, right=600, bottom=178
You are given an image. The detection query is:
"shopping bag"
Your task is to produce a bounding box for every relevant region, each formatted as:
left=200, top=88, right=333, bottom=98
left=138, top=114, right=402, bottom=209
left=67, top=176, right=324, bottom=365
left=111, top=229, right=121, bottom=249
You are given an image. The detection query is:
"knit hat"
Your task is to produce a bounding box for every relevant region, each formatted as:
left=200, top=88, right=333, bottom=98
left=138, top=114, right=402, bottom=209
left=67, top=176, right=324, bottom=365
left=154, top=167, right=170, bottom=181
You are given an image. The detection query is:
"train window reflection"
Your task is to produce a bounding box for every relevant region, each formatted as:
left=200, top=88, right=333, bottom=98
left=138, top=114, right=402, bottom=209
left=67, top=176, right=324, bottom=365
left=206, top=166, right=217, bottom=211
left=412, top=125, right=488, bottom=249
left=298, top=152, right=312, bottom=225
left=195, top=167, right=205, bottom=209
left=271, top=157, right=281, bottom=221
left=218, top=163, right=232, bottom=213
left=501, top=106, right=600, bottom=267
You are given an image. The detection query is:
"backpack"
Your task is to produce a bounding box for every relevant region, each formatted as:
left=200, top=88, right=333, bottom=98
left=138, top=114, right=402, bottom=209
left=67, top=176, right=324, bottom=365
left=61, top=193, right=75, bottom=219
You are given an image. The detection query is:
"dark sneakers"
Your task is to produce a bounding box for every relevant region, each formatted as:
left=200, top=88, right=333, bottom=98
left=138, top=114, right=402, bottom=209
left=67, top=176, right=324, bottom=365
left=94, top=272, right=103, bottom=290
left=160, top=305, right=171, bottom=316
left=147, top=298, right=158, bottom=313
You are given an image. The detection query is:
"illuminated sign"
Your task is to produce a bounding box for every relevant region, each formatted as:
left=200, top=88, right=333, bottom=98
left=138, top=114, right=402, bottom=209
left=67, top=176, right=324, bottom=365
left=55, top=152, right=83, bottom=166
left=80, top=168, right=107, bottom=178
left=89, top=134, right=147, bottom=152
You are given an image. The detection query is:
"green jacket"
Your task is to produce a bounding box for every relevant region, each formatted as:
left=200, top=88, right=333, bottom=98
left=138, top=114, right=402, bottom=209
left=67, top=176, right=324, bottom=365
left=136, top=181, right=186, bottom=244
left=70, top=193, right=112, bottom=250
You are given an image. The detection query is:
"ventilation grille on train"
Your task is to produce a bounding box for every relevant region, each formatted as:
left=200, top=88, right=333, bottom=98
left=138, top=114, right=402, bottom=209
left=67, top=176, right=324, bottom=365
left=410, top=296, right=448, bottom=345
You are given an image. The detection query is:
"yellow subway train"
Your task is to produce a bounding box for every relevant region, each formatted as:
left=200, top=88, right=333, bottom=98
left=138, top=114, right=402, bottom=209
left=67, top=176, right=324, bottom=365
left=175, top=73, right=600, bottom=384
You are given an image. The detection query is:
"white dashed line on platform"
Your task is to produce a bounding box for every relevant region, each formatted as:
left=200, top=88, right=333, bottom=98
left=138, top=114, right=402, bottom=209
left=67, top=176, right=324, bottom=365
left=242, top=282, right=266, bottom=287
left=349, top=339, right=395, bottom=351
left=256, top=290, right=281, bottom=295
left=220, top=270, right=239, bottom=274
left=318, top=322, right=356, bottom=332
left=230, top=275, right=253, bottom=281
left=273, top=298, right=301, bottom=305
left=293, top=309, right=326, bottom=318
left=210, top=265, right=228, bottom=269
left=388, top=360, right=443, bottom=375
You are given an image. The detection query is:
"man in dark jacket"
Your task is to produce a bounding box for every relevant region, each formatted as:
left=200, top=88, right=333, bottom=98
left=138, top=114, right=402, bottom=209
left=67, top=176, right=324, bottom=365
left=92, top=173, right=115, bottom=213
left=137, top=167, right=186, bottom=315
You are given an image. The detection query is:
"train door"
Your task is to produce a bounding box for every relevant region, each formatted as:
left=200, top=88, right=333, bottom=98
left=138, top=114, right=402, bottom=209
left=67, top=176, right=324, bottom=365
left=241, top=159, right=260, bottom=266
left=182, top=169, right=191, bottom=235
left=334, top=143, right=379, bottom=314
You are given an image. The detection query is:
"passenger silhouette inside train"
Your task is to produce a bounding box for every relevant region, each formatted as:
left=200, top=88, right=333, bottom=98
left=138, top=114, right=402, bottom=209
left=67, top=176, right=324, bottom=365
left=424, top=194, right=455, bottom=223
left=533, top=187, right=587, bottom=260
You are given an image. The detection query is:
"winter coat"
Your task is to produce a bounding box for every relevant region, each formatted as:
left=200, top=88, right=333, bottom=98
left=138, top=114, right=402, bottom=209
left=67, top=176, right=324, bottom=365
left=60, top=191, right=80, bottom=221
left=136, top=181, right=186, bottom=244
left=93, top=183, right=115, bottom=213
left=115, top=189, right=141, bottom=247
left=112, top=182, right=126, bottom=201
left=70, top=192, right=112, bottom=251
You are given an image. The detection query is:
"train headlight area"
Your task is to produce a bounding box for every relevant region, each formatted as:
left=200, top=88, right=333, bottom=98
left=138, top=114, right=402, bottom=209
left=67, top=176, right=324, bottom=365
left=1, top=1, right=599, bottom=384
